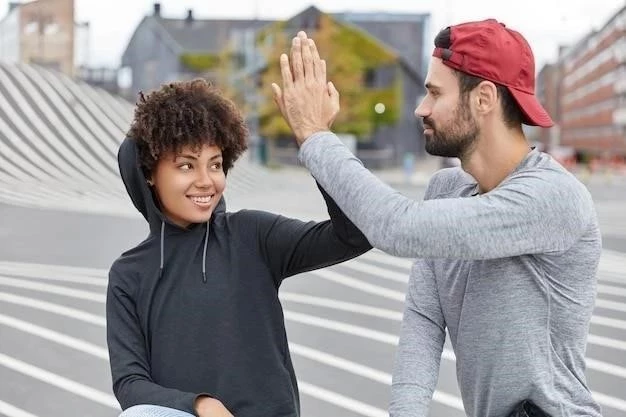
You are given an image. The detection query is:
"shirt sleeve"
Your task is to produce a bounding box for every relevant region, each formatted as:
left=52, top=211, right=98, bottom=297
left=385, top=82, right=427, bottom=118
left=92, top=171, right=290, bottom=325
left=299, top=132, right=593, bottom=259
left=254, top=182, right=371, bottom=283
left=390, top=260, right=446, bottom=417
left=106, top=268, right=210, bottom=413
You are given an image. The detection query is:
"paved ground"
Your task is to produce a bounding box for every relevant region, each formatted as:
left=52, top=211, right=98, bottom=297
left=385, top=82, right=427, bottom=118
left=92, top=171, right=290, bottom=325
left=1, top=162, right=625, bottom=417
left=2, top=61, right=624, bottom=417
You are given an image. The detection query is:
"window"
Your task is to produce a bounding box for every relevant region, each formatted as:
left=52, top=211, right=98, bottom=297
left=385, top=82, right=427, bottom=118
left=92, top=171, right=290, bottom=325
left=364, top=68, right=376, bottom=87
left=44, top=22, right=59, bottom=35
left=24, top=21, right=38, bottom=34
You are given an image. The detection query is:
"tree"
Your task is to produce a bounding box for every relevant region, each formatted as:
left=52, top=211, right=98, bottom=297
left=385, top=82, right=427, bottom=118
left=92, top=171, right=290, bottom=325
left=256, top=13, right=403, bottom=139
left=178, top=50, right=246, bottom=108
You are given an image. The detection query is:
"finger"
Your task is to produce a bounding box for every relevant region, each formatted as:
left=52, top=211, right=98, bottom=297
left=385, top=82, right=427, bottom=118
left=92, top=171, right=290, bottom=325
left=297, top=31, right=309, bottom=46
left=290, top=37, right=304, bottom=82
left=328, top=81, right=340, bottom=105
left=272, top=83, right=286, bottom=114
left=326, top=81, right=340, bottom=127
left=271, top=83, right=282, bottom=103
left=279, top=54, right=293, bottom=90
left=309, top=39, right=324, bottom=82
left=320, top=59, right=327, bottom=84
left=299, top=33, right=314, bottom=81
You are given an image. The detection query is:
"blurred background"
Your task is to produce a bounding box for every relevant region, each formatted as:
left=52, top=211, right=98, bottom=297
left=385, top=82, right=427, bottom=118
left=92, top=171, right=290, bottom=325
left=0, top=1, right=625, bottom=416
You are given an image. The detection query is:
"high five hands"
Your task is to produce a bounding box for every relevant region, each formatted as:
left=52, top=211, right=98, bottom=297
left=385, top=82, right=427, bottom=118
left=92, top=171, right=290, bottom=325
left=271, top=31, right=340, bottom=146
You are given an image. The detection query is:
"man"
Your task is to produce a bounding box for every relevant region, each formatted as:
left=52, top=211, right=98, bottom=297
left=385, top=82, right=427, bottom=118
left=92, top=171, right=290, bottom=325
left=272, top=20, right=602, bottom=417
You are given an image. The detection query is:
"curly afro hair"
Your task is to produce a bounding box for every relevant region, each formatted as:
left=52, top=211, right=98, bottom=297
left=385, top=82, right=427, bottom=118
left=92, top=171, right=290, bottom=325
left=128, top=78, right=248, bottom=176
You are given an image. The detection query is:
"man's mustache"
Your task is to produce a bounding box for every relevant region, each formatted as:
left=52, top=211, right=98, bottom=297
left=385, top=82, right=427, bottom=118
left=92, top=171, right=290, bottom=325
left=422, top=118, right=435, bottom=129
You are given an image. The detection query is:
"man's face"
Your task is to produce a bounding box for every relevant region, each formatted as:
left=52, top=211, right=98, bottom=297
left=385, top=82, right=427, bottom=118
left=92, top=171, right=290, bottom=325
left=415, top=58, right=479, bottom=159
left=151, top=143, right=226, bottom=228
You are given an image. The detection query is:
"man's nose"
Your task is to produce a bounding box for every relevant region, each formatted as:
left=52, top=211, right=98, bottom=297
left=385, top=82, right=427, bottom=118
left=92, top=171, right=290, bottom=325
left=414, top=98, right=430, bottom=119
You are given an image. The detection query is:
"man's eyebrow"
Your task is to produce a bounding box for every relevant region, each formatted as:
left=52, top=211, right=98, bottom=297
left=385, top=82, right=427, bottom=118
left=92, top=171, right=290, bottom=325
left=425, top=82, right=441, bottom=91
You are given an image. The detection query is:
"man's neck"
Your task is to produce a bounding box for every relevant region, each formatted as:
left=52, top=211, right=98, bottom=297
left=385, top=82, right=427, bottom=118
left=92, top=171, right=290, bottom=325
left=461, top=126, right=530, bottom=194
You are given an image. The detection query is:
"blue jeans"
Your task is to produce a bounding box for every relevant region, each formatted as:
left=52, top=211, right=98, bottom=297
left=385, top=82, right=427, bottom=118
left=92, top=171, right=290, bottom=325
left=119, top=405, right=195, bottom=417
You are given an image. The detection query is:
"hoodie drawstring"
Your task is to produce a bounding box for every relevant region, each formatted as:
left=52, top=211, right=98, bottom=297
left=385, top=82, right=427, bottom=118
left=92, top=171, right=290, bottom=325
left=202, top=220, right=210, bottom=283
left=158, top=219, right=210, bottom=283
left=159, top=221, right=165, bottom=279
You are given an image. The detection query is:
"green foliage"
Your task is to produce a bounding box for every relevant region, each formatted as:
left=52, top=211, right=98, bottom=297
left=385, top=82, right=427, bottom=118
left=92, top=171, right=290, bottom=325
left=257, top=13, right=403, bottom=139
left=180, top=53, right=221, bottom=72
left=256, top=21, right=286, bottom=45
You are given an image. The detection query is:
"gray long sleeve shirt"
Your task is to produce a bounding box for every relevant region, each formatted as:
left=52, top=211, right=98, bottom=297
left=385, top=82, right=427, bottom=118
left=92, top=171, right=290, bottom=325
left=299, top=132, right=602, bottom=417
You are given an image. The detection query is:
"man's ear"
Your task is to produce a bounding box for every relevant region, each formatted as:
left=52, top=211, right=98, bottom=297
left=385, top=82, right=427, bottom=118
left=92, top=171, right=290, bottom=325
left=475, top=80, right=498, bottom=115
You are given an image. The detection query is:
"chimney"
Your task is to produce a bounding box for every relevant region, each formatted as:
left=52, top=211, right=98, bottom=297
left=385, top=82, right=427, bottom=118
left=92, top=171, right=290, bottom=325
left=186, top=9, right=194, bottom=25
left=8, top=2, right=20, bottom=12
left=153, top=3, right=161, bottom=17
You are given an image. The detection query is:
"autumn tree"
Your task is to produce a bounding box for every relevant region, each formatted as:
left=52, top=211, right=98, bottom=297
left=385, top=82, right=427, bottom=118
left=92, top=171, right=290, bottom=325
left=256, top=13, right=403, bottom=140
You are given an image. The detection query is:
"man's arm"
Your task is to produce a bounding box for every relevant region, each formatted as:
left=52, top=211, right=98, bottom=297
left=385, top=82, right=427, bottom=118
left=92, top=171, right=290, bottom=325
left=298, top=133, right=592, bottom=259
left=272, top=32, right=592, bottom=259
left=391, top=259, right=446, bottom=417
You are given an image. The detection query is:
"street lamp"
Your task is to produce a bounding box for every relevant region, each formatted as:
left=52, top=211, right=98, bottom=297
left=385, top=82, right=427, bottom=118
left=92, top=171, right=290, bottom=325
left=372, top=102, right=385, bottom=142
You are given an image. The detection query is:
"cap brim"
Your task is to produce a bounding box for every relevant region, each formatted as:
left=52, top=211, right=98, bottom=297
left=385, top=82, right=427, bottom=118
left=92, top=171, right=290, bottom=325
left=508, top=88, right=554, bottom=128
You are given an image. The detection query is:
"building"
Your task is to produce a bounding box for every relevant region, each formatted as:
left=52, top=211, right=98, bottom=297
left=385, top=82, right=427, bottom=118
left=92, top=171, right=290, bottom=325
left=0, top=0, right=75, bottom=75
left=121, top=3, right=269, bottom=97
left=331, top=10, right=430, bottom=165
left=121, top=4, right=430, bottom=167
left=557, top=4, right=626, bottom=157
left=535, top=62, right=562, bottom=148
left=243, top=6, right=428, bottom=167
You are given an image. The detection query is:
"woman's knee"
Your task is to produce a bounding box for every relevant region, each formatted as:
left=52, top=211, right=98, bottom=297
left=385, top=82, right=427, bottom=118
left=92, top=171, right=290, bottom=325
left=119, top=405, right=195, bottom=417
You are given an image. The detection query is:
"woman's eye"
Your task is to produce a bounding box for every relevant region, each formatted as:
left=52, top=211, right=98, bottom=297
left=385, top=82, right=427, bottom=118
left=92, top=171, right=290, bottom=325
left=179, top=163, right=192, bottom=171
left=212, top=162, right=223, bottom=170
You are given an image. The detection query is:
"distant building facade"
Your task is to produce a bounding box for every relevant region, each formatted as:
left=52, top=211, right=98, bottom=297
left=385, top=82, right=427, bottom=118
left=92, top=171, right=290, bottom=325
left=537, top=4, right=626, bottom=157
left=535, top=62, right=562, bottom=148
left=0, top=0, right=75, bottom=75
left=121, top=3, right=269, bottom=96
left=121, top=3, right=431, bottom=167
left=332, top=10, right=430, bottom=165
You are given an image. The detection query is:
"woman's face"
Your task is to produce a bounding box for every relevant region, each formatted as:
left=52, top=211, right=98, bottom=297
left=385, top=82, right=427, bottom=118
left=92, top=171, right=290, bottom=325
left=150, top=143, right=226, bottom=228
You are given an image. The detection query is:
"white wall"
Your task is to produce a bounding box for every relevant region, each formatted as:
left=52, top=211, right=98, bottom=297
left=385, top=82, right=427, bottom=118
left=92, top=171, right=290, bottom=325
left=74, top=21, right=90, bottom=68
left=0, top=8, right=20, bottom=64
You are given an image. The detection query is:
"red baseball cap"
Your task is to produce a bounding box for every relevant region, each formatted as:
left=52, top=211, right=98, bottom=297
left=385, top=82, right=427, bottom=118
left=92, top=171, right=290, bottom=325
left=432, top=19, right=554, bottom=128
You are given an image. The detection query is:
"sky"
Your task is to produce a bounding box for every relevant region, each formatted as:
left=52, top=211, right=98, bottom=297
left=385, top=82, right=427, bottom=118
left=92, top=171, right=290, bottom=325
left=1, top=0, right=625, bottom=71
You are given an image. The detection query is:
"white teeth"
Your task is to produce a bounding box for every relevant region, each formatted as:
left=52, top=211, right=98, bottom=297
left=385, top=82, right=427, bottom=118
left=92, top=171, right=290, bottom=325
left=191, top=196, right=212, bottom=204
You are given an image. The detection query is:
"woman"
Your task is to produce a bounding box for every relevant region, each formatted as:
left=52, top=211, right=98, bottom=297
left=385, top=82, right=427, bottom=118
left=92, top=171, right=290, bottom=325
left=106, top=79, right=371, bottom=417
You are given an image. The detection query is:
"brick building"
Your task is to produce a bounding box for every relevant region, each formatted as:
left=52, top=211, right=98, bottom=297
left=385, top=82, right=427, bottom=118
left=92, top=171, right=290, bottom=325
left=558, top=4, right=626, bottom=157
left=0, top=0, right=75, bottom=75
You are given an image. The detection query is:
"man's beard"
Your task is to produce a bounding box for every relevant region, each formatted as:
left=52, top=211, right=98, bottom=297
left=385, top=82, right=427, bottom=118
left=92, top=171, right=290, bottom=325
left=423, top=98, right=479, bottom=159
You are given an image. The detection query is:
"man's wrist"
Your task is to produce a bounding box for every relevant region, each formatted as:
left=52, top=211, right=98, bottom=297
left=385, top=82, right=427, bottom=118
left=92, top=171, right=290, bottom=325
left=298, top=131, right=338, bottom=165
left=296, top=127, right=329, bottom=146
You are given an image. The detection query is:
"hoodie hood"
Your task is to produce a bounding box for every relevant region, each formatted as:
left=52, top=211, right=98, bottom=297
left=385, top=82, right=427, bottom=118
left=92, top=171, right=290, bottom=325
left=117, top=137, right=226, bottom=283
left=117, top=137, right=226, bottom=234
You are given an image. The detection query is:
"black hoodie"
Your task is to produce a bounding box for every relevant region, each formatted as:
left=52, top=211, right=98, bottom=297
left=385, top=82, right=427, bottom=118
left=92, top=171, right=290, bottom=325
left=106, top=138, right=372, bottom=416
